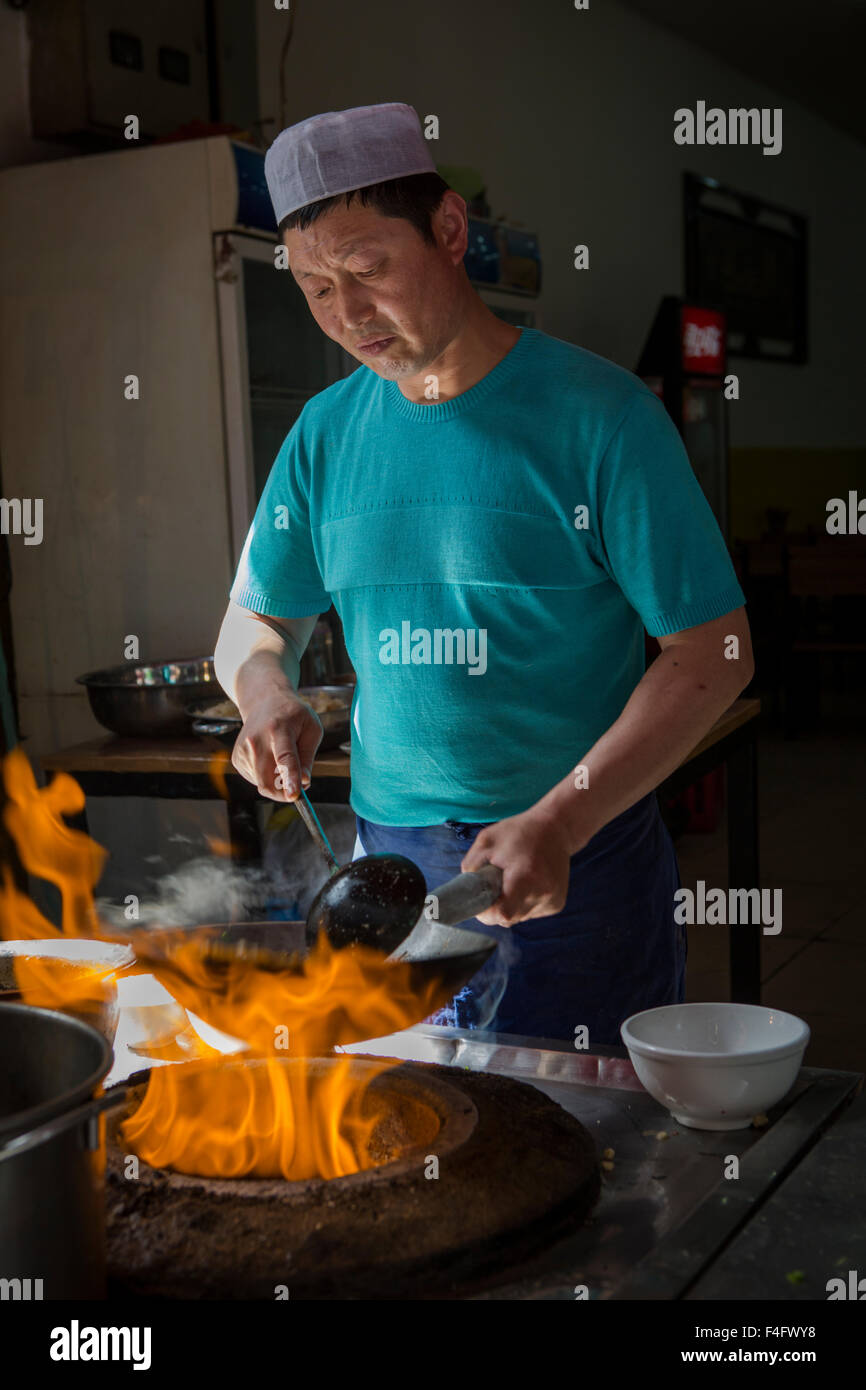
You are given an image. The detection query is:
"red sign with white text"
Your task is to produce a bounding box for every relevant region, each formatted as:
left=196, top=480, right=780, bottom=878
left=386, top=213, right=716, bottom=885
left=681, top=305, right=726, bottom=375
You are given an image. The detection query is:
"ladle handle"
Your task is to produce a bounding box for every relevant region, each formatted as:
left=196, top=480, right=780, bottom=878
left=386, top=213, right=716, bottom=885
left=0, top=1068, right=152, bottom=1165
left=428, top=862, right=503, bottom=926
left=295, top=789, right=341, bottom=876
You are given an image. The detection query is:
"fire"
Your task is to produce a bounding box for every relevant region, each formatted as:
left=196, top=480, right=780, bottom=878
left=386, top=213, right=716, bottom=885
left=146, top=932, right=442, bottom=1056
left=11, top=954, right=116, bottom=1013
left=0, top=747, right=104, bottom=940
left=118, top=931, right=443, bottom=1179
left=0, top=748, right=442, bottom=1181
left=204, top=749, right=236, bottom=857
left=0, top=748, right=121, bottom=1028
left=122, top=1055, right=394, bottom=1181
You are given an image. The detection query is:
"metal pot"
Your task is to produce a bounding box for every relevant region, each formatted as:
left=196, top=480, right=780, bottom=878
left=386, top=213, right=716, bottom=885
left=188, top=682, right=354, bottom=752
left=0, top=1003, right=112, bottom=1299
left=76, top=656, right=219, bottom=736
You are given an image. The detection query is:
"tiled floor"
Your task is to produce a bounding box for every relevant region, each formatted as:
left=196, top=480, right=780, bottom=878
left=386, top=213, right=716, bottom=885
left=674, top=710, right=866, bottom=1074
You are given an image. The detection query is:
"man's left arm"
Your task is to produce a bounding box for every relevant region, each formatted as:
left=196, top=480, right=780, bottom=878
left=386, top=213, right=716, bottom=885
left=461, top=606, right=754, bottom=926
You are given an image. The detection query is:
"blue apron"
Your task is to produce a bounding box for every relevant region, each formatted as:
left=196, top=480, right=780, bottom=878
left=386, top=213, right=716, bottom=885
left=354, top=791, right=686, bottom=1047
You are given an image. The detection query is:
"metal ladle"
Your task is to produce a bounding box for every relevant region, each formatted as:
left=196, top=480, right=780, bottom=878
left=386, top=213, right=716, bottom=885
left=294, top=789, right=428, bottom=953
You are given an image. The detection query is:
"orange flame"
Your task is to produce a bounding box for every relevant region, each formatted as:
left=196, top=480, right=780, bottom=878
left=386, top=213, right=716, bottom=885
left=1, top=747, right=104, bottom=940
left=207, top=748, right=231, bottom=801
left=147, top=933, right=442, bottom=1057
left=203, top=750, right=236, bottom=857
left=125, top=932, right=444, bottom=1178
left=122, top=1054, right=394, bottom=1180
left=11, top=954, right=115, bottom=1009
left=0, top=749, right=442, bottom=1181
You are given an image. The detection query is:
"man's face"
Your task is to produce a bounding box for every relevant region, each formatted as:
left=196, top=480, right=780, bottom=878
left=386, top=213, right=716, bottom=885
left=285, top=191, right=467, bottom=380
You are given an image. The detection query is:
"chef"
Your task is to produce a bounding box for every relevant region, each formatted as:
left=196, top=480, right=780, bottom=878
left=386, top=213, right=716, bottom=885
left=214, top=102, right=754, bottom=1045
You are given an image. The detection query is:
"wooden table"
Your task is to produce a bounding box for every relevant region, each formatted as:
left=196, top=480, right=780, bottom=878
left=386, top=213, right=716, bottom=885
left=40, top=696, right=763, bottom=1001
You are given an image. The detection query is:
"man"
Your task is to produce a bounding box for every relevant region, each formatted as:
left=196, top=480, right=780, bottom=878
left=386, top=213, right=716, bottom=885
left=214, top=102, right=753, bottom=1045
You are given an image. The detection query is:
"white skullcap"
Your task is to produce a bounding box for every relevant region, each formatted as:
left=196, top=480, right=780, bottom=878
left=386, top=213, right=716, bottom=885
left=264, top=102, right=437, bottom=225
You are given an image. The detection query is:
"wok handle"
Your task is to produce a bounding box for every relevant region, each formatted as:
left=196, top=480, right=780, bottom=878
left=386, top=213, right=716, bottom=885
left=428, top=862, right=503, bottom=927
left=0, top=1068, right=151, bottom=1165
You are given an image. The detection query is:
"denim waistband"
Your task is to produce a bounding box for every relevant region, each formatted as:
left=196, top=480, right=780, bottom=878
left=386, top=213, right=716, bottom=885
left=357, top=789, right=661, bottom=862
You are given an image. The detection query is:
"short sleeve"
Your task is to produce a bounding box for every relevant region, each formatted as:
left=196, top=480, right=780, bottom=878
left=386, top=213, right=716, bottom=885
left=594, top=391, right=745, bottom=636
left=229, top=420, right=331, bottom=618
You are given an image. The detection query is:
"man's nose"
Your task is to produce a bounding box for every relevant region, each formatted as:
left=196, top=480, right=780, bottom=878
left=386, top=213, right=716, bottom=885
left=334, top=280, right=375, bottom=328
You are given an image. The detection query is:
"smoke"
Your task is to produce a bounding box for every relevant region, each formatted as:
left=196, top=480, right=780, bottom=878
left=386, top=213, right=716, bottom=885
left=96, top=857, right=280, bottom=930
left=93, top=807, right=513, bottom=1034
left=96, top=806, right=357, bottom=931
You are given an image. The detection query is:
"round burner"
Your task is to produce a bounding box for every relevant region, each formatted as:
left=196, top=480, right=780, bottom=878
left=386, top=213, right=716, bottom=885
left=106, top=1059, right=600, bottom=1300
left=115, top=1054, right=471, bottom=1182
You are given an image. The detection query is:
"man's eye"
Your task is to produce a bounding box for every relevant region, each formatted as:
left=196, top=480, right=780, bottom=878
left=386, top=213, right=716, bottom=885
left=357, top=267, right=379, bottom=277
left=313, top=287, right=330, bottom=299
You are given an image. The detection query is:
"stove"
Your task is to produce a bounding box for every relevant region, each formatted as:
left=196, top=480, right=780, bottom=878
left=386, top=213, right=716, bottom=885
left=105, top=1054, right=600, bottom=1300
left=104, top=1022, right=861, bottom=1301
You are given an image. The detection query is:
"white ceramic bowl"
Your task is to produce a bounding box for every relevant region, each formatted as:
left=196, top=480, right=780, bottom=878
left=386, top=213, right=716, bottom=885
left=621, top=1002, right=810, bottom=1130
left=0, top=937, right=134, bottom=1043
left=114, top=974, right=245, bottom=1057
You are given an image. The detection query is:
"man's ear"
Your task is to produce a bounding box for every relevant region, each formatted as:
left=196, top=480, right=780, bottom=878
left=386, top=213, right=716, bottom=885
left=436, top=190, right=468, bottom=264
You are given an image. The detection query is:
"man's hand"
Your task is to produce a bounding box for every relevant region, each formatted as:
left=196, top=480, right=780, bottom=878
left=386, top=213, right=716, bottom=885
left=459, top=808, right=578, bottom=927
left=214, top=602, right=324, bottom=801
left=230, top=690, right=323, bottom=802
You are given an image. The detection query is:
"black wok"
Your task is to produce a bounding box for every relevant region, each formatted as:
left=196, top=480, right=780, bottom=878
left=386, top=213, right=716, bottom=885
left=103, top=864, right=505, bottom=1050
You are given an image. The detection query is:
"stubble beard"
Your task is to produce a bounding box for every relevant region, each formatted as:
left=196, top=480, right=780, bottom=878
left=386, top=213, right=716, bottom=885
left=375, top=348, right=428, bottom=379
left=368, top=324, right=457, bottom=384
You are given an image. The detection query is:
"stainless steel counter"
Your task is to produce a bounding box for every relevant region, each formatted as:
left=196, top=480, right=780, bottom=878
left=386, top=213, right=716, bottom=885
left=345, top=1024, right=864, bottom=1300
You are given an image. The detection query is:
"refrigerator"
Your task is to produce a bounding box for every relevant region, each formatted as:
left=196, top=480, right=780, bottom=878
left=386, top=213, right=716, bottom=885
left=636, top=295, right=730, bottom=540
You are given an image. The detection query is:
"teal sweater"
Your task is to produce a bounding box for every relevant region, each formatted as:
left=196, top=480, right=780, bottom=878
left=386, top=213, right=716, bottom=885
left=230, top=328, right=744, bottom=824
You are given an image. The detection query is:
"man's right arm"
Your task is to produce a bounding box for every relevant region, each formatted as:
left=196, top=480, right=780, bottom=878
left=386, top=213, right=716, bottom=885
left=213, top=600, right=322, bottom=801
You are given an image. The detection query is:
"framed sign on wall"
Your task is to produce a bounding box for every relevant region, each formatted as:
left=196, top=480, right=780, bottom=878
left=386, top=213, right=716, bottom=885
left=684, top=172, right=808, bottom=364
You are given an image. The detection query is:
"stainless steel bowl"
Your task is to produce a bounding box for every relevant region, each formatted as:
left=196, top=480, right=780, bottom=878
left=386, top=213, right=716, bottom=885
left=76, top=657, right=220, bottom=736
left=188, top=682, right=354, bottom=751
